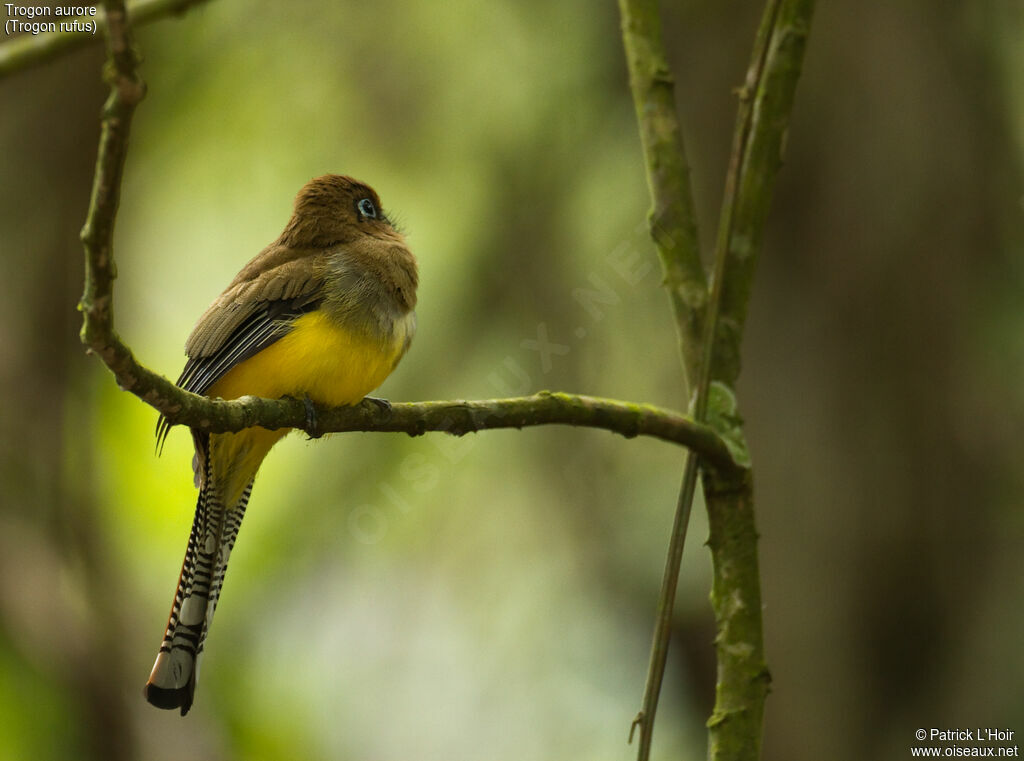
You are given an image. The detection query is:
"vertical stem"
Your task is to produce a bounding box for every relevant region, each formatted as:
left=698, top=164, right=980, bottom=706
left=619, top=0, right=816, bottom=759
left=632, top=451, right=700, bottom=759
left=703, top=469, right=767, bottom=761
left=617, top=0, right=708, bottom=387
left=632, top=55, right=741, bottom=752
left=617, top=5, right=711, bottom=755
left=702, top=1, right=814, bottom=760
left=711, top=0, right=815, bottom=388
left=79, top=0, right=145, bottom=353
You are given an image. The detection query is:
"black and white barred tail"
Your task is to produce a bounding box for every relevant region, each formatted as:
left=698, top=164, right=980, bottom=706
left=144, top=448, right=252, bottom=715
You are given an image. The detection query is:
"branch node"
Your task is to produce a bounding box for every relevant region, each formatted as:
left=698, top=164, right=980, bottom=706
left=628, top=712, right=644, bottom=744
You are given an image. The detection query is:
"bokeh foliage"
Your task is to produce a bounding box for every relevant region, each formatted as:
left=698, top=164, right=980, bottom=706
left=0, top=1, right=1021, bottom=760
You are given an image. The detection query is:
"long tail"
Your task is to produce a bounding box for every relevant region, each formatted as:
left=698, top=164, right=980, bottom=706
left=144, top=447, right=253, bottom=715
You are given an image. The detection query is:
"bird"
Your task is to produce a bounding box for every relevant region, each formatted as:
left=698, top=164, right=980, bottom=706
left=144, top=174, right=418, bottom=715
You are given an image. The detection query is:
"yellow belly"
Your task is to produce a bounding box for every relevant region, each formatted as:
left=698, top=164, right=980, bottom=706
left=204, top=309, right=410, bottom=504
left=207, top=309, right=407, bottom=406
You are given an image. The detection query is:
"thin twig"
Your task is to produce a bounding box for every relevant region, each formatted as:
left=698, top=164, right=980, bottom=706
left=0, top=0, right=212, bottom=81
left=617, top=1, right=713, bottom=756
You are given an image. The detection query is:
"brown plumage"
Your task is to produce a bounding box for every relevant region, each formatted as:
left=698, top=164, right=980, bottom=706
left=146, top=175, right=417, bottom=714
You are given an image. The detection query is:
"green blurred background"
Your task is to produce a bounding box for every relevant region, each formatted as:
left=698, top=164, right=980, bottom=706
left=1, top=1, right=1022, bottom=759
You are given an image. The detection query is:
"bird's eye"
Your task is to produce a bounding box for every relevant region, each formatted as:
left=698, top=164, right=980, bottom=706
left=357, top=198, right=378, bottom=219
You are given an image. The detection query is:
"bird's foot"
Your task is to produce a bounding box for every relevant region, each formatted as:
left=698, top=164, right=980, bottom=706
left=364, top=396, right=392, bottom=418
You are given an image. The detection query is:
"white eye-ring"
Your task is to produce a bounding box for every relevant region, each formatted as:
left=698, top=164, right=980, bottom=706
left=357, top=198, right=378, bottom=219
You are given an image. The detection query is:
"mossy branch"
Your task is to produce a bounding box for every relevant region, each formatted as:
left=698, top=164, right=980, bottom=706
left=76, top=0, right=742, bottom=475
left=618, top=3, right=711, bottom=758
left=702, top=3, right=814, bottom=761
left=617, top=0, right=707, bottom=386
left=712, top=0, right=816, bottom=388
left=0, top=0, right=211, bottom=81
left=619, top=0, right=815, bottom=760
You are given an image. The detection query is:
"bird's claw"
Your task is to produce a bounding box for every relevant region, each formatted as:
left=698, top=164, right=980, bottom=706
left=364, top=396, right=392, bottom=418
